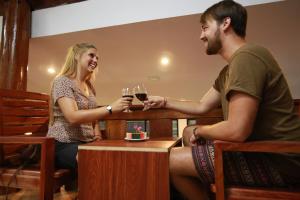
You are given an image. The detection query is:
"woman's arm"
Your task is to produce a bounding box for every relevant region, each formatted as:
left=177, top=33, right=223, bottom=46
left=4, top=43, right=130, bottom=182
left=57, top=96, right=132, bottom=124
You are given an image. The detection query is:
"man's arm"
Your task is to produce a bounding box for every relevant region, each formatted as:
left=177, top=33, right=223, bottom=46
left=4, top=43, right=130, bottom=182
left=145, top=87, right=221, bottom=115
left=192, top=91, right=259, bottom=143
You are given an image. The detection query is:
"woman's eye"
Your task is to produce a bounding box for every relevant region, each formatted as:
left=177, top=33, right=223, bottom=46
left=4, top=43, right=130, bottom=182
left=88, top=53, right=98, bottom=60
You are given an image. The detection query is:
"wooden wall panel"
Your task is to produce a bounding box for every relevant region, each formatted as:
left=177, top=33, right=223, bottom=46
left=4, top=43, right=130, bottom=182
left=149, top=119, right=173, bottom=138
left=105, top=120, right=127, bottom=139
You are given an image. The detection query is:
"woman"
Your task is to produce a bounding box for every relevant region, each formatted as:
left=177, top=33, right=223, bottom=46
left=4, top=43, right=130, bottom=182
left=47, top=43, right=132, bottom=170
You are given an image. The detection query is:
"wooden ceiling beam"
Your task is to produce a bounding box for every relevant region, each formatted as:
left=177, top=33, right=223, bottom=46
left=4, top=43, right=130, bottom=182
left=0, top=0, right=5, bottom=15
left=26, top=0, right=86, bottom=11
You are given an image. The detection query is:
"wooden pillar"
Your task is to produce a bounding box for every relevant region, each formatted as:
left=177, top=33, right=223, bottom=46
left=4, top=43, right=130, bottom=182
left=0, top=0, right=31, bottom=90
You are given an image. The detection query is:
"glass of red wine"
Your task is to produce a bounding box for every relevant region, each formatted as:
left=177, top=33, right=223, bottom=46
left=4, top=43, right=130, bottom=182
left=122, top=87, right=134, bottom=112
left=134, top=84, right=148, bottom=103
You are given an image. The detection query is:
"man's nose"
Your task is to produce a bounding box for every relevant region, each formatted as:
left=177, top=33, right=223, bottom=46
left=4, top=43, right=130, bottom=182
left=200, top=31, right=205, bottom=40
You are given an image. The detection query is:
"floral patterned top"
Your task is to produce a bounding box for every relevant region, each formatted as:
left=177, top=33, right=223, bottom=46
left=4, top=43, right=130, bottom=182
left=47, top=76, right=98, bottom=143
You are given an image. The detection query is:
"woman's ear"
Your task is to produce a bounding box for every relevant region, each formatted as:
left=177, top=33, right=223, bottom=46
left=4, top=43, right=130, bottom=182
left=75, top=53, right=80, bottom=61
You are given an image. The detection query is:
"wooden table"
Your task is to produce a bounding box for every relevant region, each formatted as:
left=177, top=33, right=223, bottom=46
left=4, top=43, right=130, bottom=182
left=78, top=137, right=181, bottom=200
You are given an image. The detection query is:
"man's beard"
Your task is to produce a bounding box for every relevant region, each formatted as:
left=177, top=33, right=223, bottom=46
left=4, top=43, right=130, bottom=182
left=206, top=28, right=222, bottom=55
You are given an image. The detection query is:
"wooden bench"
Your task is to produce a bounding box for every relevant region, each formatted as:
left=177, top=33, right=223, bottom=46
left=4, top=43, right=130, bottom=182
left=0, top=89, right=71, bottom=200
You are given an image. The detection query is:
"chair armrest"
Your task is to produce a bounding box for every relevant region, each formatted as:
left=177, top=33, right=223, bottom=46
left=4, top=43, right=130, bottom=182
left=214, top=140, right=300, bottom=153
left=0, top=135, right=54, bottom=145
left=213, top=140, right=300, bottom=200
left=0, top=135, right=55, bottom=194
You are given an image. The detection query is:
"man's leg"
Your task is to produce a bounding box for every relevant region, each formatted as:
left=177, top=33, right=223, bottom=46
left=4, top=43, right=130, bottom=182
left=169, top=147, right=209, bottom=200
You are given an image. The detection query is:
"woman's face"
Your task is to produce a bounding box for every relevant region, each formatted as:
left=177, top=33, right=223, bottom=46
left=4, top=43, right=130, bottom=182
left=78, top=48, right=99, bottom=74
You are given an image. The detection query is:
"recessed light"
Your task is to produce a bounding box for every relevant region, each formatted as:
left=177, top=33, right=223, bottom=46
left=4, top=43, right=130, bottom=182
left=160, top=56, right=169, bottom=66
left=47, top=67, right=56, bottom=74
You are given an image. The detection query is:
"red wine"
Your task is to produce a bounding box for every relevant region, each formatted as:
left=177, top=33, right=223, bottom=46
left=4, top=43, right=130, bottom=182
left=135, top=93, right=147, bottom=101
left=122, top=95, right=134, bottom=102
left=122, top=95, right=134, bottom=98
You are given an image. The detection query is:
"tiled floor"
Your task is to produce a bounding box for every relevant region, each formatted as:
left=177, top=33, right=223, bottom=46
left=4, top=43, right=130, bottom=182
left=0, top=187, right=77, bottom=200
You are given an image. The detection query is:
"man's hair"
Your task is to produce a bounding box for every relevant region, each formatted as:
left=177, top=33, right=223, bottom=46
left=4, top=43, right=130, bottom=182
left=200, top=0, right=247, bottom=38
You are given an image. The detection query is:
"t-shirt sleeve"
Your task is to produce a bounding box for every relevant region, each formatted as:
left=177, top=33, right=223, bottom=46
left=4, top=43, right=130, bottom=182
left=52, top=77, right=75, bottom=105
left=213, top=65, right=228, bottom=92
left=226, top=52, right=267, bottom=101
left=213, top=78, right=221, bottom=92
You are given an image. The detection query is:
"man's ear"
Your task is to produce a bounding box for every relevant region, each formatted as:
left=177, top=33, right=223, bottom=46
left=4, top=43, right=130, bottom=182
left=221, top=17, right=231, bottom=32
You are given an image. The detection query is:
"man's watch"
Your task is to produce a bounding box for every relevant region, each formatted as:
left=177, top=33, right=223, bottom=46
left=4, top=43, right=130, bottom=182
left=106, top=105, right=112, bottom=114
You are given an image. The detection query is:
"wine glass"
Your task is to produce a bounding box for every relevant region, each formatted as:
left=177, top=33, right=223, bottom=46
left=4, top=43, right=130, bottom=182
left=122, top=87, right=133, bottom=112
left=134, top=84, right=148, bottom=102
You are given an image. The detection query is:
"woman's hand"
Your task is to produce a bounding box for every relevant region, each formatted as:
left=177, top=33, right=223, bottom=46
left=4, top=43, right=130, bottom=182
left=94, top=135, right=102, bottom=141
left=110, top=97, right=133, bottom=113
left=143, top=96, right=166, bottom=110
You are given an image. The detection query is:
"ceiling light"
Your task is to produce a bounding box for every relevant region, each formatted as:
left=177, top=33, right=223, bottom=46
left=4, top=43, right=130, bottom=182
left=160, top=56, right=169, bottom=66
left=47, top=67, right=56, bottom=74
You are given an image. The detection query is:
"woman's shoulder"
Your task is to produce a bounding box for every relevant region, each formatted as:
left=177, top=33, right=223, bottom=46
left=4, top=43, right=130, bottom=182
left=54, top=75, right=71, bottom=82
left=52, top=76, right=75, bottom=91
left=53, top=75, right=73, bottom=85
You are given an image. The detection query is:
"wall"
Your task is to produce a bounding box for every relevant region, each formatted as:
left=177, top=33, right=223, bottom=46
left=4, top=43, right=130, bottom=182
left=27, top=0, right=300, bottom=105
left=31, top=0, right=281, bottom=37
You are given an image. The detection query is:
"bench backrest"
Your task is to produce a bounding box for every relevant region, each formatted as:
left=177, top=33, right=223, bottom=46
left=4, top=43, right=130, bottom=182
left=1, top=88, right=299, bottom=142
left=0, top=89, right=49, bottom=136
left=0, top=89, right=50, bottom=163
left=101, top=100, right=300, bottom=139
left=101, top=105, right=224, bottom=139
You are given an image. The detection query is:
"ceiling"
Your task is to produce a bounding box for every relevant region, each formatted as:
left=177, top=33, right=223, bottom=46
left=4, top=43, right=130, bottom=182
left=27, top=0, right=300, bottom=105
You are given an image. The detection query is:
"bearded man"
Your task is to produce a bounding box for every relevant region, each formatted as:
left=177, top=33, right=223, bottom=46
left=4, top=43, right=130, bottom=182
left=144, top=0, right=300, bottom=199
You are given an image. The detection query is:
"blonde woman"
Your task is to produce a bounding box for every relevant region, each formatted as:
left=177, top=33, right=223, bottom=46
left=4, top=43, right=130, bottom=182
left=47, top=43, right=132, bottom=170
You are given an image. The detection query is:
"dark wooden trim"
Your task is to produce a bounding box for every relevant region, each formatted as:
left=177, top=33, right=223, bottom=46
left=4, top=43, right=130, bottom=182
left=27, top=0, right=87, bottom=10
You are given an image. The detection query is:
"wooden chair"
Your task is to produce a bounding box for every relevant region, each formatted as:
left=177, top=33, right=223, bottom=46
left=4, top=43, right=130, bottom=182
left=0, top=89, right=71, bottom=200
left=213, top=140, right=300, bottom=200
left=213, top=100, right=300, bottom=200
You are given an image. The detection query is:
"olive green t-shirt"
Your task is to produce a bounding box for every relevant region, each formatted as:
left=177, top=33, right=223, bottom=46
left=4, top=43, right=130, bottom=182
left=213, top=44, right=300, bottom=181
left=214, top=43, right=300, bottom=141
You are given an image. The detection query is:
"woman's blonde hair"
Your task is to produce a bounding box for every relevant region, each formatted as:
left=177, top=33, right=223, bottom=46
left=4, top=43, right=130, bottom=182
left=49, top=43, right=98, bottom=126
left=57, top=43, right=97, bottom=80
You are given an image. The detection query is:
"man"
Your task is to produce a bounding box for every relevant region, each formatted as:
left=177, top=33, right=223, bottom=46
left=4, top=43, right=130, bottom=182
left=144, top=0, right=300, bottom=199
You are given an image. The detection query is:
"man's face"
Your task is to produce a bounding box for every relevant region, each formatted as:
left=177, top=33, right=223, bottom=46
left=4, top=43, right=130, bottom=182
left=200, top=18, right=222, bottom=55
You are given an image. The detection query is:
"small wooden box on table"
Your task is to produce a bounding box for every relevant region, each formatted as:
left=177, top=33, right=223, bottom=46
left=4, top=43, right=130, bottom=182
left=78, top=137, right=181, bottom=200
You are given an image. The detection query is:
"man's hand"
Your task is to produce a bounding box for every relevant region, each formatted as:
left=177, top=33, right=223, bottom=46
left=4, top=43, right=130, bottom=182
left=143, top=96, right=166, bottom=111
